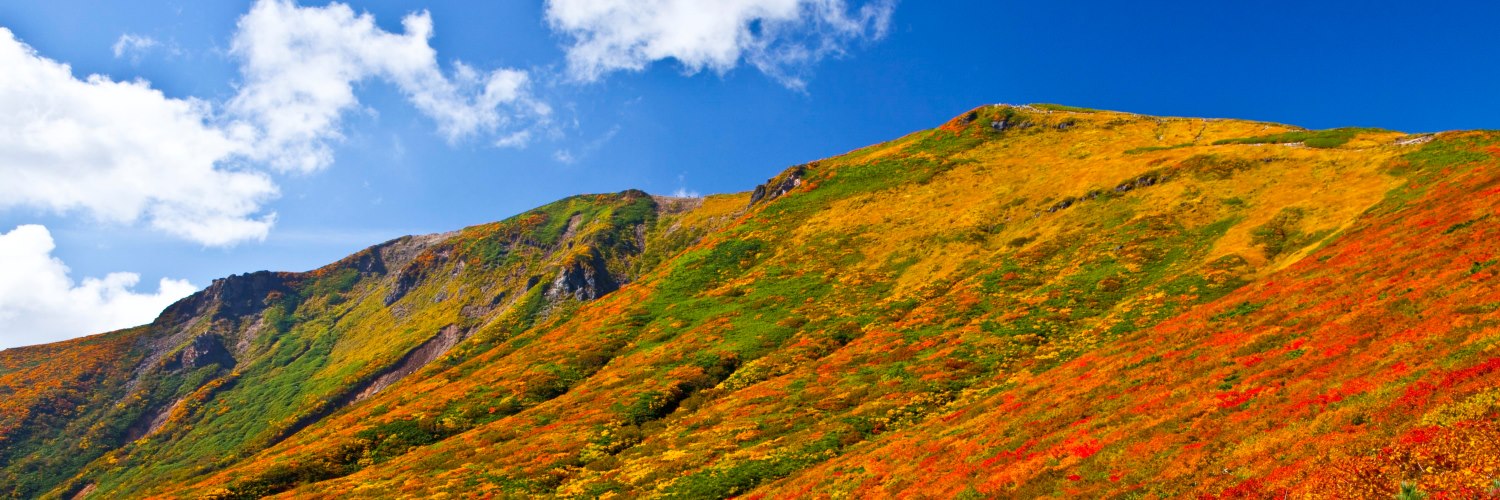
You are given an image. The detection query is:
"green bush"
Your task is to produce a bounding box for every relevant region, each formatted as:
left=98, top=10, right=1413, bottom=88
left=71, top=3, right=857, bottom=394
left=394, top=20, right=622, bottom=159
left=1250, top=207, right=1308, bottom=258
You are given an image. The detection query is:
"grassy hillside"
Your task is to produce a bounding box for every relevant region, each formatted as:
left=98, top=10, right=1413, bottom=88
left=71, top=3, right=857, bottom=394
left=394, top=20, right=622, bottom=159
left=3, top=105, right=1499, bottom=498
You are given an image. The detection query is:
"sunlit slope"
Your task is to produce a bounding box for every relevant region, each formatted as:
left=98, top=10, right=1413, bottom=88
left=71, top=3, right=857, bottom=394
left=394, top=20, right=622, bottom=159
left=141, top=105, right=1457, bottom=498
left=0, top=328, right=152, bottom=495
left=8, top=104, right=1490, bottom=499
left=0, top=191, right=700, bottom=499
left=758, top=131, right=1500, bottom=498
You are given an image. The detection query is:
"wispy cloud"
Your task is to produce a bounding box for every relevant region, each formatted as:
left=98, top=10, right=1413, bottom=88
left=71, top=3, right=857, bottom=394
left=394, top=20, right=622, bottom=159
left=111, top=33, right=159, bottom=59
left=495, top=129, right=533, bottom=149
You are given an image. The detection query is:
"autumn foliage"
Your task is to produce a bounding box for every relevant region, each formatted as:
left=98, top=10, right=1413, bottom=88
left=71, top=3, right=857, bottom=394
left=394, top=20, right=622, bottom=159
left=3, top=105, right=1500, bottom=499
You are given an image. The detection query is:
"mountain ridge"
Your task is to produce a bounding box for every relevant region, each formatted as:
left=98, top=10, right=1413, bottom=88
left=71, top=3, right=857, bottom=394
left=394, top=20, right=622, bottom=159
left=4, top=104, right=1500, bottom=498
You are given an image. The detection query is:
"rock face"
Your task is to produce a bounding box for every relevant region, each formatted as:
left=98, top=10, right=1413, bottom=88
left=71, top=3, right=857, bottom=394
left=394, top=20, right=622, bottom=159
left=384, top=265, right=424, bottom=306
left=545, top=247, right=620, bottom=302
left=138, top=272, right=292, bottom=374
left=384, top=246, right=452, bottom=306
left=749, top=184, right=768, bottom=205
left=334, top=248, right=387, bottom=275
left=768, top=165, right=806, bottom=199
left=165, top=335, right=235, bottom=372
left=156, top=271, right=294, bottom=327
left=748, top=165, right=807, bottom=207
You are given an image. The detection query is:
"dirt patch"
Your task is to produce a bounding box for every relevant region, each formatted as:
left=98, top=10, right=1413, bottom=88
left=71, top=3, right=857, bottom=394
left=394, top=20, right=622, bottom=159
left=352, top=324, right=466, bottom=403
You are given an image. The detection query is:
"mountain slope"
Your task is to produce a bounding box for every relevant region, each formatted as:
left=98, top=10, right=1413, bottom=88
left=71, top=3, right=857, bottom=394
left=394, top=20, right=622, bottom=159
left=1, top=189, right=701, bottom=498
left=4, top=105, right=1500, bottom=498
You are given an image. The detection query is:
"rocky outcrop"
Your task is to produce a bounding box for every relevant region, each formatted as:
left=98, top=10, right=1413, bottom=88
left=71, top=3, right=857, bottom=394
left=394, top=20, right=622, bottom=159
left=384, top=265, right=423, bottom=306
left=546, top=248, right=620, bottom=302
left=384, top=246, right=452, bottom=306
left=322, top=246, right=388, bottom=276
left=151, top=233, right=452, bottom=344
left=367, top=233, right=453, bottom=275
left=1114, top=170, right=1166, bottom=193
left=749, top=165, right=807, bottom=207
left=163, top=335, right=235, bottom=372
left=749, top=185, right=768, bottom=205
left=992, top=116, right=1035, bottom=132
left=135, top=272, right=291, bottom=380
left=155, top=271, right=295, bottom=329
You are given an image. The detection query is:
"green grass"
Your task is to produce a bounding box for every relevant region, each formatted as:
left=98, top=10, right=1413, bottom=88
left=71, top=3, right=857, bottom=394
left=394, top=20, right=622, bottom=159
left=1180, top=154, right=1258, bottom=180
left=1212, top=127, right=1389, bottom=149
left=1250, top=207, right=1309, bottom=259
left=1212, top=301, right=1266, bottom=322
left=1031, top=103, right=1101, bottom=113
left=307, top=268, right=360, bottom=297
left=1125, top=143, right=1193, bottom=155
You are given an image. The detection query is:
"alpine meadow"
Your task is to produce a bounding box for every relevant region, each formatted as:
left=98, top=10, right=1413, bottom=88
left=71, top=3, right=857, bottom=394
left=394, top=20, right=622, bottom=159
left=9, top=0, right=1500, bottom=498
left=7, top=104, right=1500, bottom=498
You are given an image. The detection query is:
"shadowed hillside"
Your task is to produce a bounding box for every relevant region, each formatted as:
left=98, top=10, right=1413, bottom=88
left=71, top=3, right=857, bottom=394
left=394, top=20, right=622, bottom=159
left=4, top=105, right=1500, bottom=498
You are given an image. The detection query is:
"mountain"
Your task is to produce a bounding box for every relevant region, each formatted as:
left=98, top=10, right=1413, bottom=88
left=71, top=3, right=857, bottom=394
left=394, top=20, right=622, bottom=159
left=4, top=104, right=1500, bottom=498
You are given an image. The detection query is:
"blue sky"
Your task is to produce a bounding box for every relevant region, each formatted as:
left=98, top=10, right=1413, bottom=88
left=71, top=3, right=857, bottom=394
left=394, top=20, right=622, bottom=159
left=2, top=0, right=1499, bottom=348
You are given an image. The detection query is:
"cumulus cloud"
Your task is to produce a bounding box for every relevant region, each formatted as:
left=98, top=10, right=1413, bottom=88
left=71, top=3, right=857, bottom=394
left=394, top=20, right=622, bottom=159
left=0, top=1, right=557, bottom=246
left=0, top=225, right=197, bottom=350
left=545, top=0, right=895, bottom=89
left=229, top=0, right=550, bottom=172
left=0, top=28, right=278, bottom=246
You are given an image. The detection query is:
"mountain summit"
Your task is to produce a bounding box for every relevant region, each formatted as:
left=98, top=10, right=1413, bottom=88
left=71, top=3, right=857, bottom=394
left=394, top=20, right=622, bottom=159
left=5, top=104, right=1500, bottom=498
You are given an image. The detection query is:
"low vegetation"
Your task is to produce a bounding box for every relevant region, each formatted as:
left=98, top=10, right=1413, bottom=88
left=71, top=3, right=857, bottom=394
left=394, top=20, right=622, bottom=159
left=1212, top=127, right=1391, bottom=148
left=4, top=106, right=1499, bottom=499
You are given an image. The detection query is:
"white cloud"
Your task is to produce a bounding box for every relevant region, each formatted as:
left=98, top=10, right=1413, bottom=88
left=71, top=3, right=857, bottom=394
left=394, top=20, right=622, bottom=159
left=229, top=0, right=551, bottom=173
left=0, top=1, right=557, bottom=246
left=0, top=225, right=197, bottom=350
left=0, top=28, right=278, bottom=246
left=111, top=34, right=159, bottom=59
left=545, top=0, right=895, bottom=89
